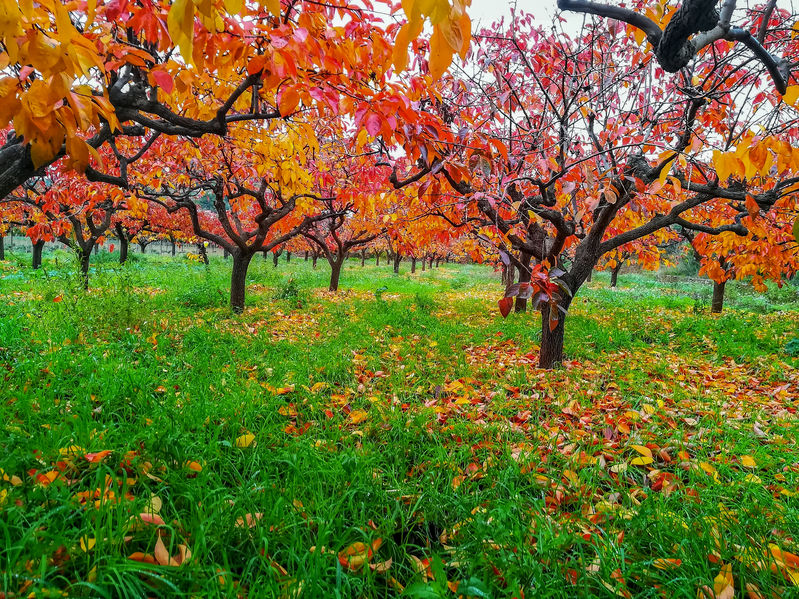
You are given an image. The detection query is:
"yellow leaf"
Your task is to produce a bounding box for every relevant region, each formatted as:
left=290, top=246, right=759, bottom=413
left=428, top=25, right=454, bottom=80
left=631, top=456, right=653, bottom=466
left=349, top=409, right=368, bottom=424
left=167, top=0, right=196, bottom=66
left=793, top=217, right=799, bottom=245
left=235, top=433, right=255, bottom=448
left=223, top=0, right=243, bottom=13
left=740, top=455, right=757, bottom=469
left=262, top=0, right=280, bottom=18
left=783, top=85, right=799, bottom=107
left=80, top=537, right=96, bottom=552
left=631, top=445, right=652, bottom=458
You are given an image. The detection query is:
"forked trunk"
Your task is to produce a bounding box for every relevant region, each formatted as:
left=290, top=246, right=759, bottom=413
left=711, top=280, right=726, bottom=313
left=393, top=253, right=401, bottom=274
left=32, top=240, right=44, bottom=269
left=515, top=252, right=533, bottom=313
left=539, top=298, right=571, bottom=369
left=329, top=259, right=342, bottom=292
left=230, top=252, right=254, bottom=314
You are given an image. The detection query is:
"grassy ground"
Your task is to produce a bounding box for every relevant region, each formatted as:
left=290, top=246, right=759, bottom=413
left=1, top=252, right=798, bottom=598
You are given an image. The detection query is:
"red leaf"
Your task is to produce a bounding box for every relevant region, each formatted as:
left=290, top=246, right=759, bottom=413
left=498, top=297, right=513, bottom=318
left=151, top=70, right=174, bottom=94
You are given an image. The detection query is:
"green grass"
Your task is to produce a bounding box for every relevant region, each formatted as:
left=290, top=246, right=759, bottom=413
left=0, top=254, right=798, bottom=598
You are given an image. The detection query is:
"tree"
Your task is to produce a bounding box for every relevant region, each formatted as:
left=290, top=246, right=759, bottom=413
left=300, top=148, right=386, bottom=291
left=135, top=131, right=336, bottom=312
left=0, top=0, right=470, bottom=198
left=388, top=14, right=799, bottom=368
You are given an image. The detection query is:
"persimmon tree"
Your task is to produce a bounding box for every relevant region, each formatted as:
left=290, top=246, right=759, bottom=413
left=300, top=148, right=386, bottom=291
left=0, top=0, right=470, bottom=198
left=682, top=200, right=799, bottom=312
left=388, top=14, right=799, bottom=368
left=1, top=167, right=129, bottom=286
left=134, top=130, right=338, bottom=312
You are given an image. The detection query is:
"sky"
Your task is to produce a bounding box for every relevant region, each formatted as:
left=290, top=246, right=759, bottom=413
left=468, top=0, right=561, bottom=26
left=467, top=0, right=584, bottom=31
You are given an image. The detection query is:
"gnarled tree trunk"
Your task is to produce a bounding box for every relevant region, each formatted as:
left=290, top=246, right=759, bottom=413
left=711, top=280, right=726, bottom=313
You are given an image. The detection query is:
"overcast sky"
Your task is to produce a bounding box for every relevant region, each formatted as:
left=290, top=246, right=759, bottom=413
left=467, top=0, right=585, bottom=31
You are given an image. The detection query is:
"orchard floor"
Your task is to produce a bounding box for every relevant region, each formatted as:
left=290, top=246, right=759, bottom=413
left=1, top=252, right=798, bottom=598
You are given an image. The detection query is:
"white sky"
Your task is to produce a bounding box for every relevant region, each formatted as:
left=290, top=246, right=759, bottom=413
left=467, top=0, right=589, bottom=32
left=468, top=0, right=565, bottom=26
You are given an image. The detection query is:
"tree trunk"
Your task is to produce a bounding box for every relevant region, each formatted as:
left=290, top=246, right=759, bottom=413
left=329, top=259, right=342, bottom=292
left=171, top=240, right=176, bottom=256
left=393, top=253, right=401, bottom=274
left=539, top=299, right=571, bottom=369
left=411, top=257, right=417, bottom=273
left=376, top=252, right=380, bottom=266
left=312, top=253, right=318, bottom=269
left=286, top=252, right=291, bottom=263
left=610, top=263, right=621, bottom=287
left=119, top=235, right=129, bottom=264
left=515, top=252, right=533, bottom=313
left=361, top=249, right=366, bottom=267
left=304, top=251, right=309, bottom=261
left=436, top=258, right=441, bottom=267
left=273, top=252, right=279, bottom=267
left=422, top=255, right=426, bottom=271
left=198, top=243, right=209, bottom=265
left=230, top=252, right=254, bottom=314
left=0, top=235, right=4, bottom=261
left=78, top=249, right=91, bottom=290
left=224, top=248, right=230, bottom=259
left=711, top=280, right=726, bottom=313
left=586, top=269, right=592, bottom=283
left=428, top=255, right=434, bottom=269
left=32, top=240, right=45, bottom=269
left=94, top=244, right=98, bottom=255
left=139, top=241, right=148, bottom=254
